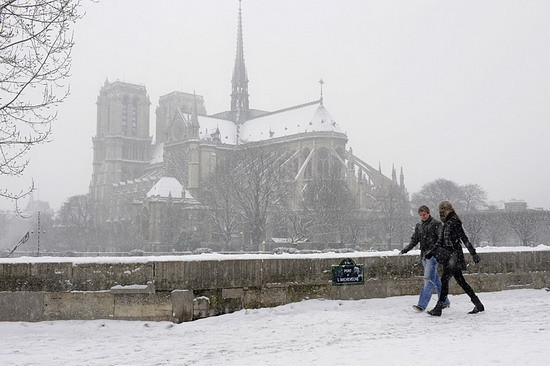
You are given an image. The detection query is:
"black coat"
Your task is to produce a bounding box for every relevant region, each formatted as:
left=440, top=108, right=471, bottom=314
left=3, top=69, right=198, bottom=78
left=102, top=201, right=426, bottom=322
left=401, top=215, right=442, bottom=259
left=436, top=213, right=477, bottom=271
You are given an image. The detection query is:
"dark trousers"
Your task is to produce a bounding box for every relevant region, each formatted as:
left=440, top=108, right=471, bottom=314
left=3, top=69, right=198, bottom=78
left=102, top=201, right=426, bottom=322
left=438, top=266, right=477, bottom=304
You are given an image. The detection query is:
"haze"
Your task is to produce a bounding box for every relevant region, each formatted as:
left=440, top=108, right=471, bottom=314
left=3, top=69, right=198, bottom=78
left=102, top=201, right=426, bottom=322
left=2, top=0, right=549, bottom=211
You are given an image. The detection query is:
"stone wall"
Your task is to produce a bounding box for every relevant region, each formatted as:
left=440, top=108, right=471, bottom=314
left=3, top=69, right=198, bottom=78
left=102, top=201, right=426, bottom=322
left=0, top=250, right=549, bottom=322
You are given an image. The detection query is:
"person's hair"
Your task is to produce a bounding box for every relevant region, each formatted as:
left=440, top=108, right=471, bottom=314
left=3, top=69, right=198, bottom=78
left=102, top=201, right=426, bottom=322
left=438, top=201, right=460, bottom=221
left=418, top=205, right=430, bottom=214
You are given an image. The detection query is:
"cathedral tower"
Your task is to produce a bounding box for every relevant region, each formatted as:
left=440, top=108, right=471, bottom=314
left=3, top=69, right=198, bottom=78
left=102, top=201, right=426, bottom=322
left=155, top=91, right=206, bottom=145
left=90, top=80, right=152, bottom=220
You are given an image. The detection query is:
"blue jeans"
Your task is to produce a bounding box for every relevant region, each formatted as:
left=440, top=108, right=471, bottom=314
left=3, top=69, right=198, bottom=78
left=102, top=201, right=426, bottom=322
left=417, top=257, right=450, bottom=309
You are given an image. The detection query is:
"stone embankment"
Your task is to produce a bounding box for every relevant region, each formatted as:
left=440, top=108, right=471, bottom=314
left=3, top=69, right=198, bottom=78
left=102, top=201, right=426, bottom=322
left=0, top=250, right=548, bottom=322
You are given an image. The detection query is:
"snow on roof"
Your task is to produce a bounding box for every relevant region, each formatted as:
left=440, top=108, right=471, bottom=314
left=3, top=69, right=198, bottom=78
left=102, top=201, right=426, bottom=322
left=183, top=190, right=197, bottom=201
left=239, top=102, right=343, bottom=143
left=180, top=102, right=342, bottom=146
left=198, top=115, right=237, bottom=144
left=150, top=143, right=164, bottom=164
left=146, top=177, right=183, bottom=198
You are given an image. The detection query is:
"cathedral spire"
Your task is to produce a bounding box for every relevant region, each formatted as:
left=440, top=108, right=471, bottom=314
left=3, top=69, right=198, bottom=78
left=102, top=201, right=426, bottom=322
left=231, top=0, right=249, bottom=115
left=392, top=163, right=397, bottom=182
left=400, top=166, right=405, bottom=188
left=319, top=79, right=324, bottom=106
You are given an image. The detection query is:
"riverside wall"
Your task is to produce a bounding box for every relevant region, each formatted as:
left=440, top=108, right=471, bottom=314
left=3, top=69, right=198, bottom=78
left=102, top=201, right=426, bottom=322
left=0, top=250, right=549, bottom=322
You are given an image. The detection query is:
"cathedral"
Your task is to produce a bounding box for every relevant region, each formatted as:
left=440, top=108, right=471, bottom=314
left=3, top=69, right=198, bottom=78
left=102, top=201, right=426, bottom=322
left=89, top=2, right=409, bottom=249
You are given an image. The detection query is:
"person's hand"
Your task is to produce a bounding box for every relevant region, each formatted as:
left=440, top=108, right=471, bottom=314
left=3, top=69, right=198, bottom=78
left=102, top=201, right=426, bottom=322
left=472, top=253, right=481, bottom=264
left=399, top=249, right=406, bottom=255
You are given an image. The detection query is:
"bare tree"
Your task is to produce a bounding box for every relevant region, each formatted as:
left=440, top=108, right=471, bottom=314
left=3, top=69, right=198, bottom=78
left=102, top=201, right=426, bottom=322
left=461, top=184, right=487, bottom=211
left=56, top=193, right=94, bottom=250
left=499, top=210, right=549, bottom=246
left=303, top=173, right=356, bottom=244
left=462, top=211, right=491, bottom=246
left=286, top=211, right=313, bottom=244
left=411, top=179, right=464, bottom=212
left=227, top=146, right=291, bottom=249
left=342, top=214, right=368, bottom=247
left=374, top=183, right=410, bottom=249
left=200, top=158, right=241, bottom=247
left=0, top=0, right=84, bottom=205
left=270, top=205, right=314, bottom=245
left=159, top=197, right=181, bottom=247
left=58, top=194, right=91, bottom=230
left=411, top=179, right=488, bottom=213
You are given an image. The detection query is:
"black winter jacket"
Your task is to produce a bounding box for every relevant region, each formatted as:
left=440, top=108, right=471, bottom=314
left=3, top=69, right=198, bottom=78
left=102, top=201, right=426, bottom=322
left=401, top=216, right=442, bottom=259
left=434, top=213, right=477, bottom=271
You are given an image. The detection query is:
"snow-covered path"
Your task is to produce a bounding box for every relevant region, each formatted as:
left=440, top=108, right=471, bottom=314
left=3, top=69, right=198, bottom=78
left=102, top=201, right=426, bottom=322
left=1, top=289, right=549, bottom=365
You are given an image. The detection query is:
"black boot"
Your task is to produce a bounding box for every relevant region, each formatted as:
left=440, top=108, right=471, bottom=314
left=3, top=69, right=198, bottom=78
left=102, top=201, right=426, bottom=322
left=428, top=301, right=445, bottom=317
left=468, top=296, right=484, bottom=314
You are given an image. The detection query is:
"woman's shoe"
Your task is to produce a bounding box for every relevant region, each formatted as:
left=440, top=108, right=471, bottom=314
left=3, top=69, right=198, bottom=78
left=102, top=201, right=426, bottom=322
left=427, top=301, right=444, bottom=316
left=468, top=296, right=484, bottom=314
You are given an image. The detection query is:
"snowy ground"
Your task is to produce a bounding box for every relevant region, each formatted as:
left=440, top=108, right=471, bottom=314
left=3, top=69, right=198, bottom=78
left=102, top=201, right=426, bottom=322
left=1, top=289, right=549, bottom=366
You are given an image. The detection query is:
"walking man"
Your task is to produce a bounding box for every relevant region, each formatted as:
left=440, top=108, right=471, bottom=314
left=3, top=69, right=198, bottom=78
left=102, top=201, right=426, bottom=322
left=400, top=205, right=450, bottom=311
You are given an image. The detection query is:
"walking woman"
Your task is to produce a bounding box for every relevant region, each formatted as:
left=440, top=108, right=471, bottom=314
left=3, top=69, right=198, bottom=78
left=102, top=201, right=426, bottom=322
left=426, top=201, right=484, bottom=316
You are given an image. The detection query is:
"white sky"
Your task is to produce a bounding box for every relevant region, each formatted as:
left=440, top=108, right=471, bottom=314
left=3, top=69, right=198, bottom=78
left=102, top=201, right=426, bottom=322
left=1, top=289, right=549, bottom=365
left=2, top=0, right=550, bottom=210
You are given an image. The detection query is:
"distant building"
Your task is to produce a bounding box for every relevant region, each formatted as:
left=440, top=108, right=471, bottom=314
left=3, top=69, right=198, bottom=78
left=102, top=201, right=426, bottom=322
left=24, top=193, right=54, bottom=217
left=88, top=2, right=409, bottom=247
left=504, top=201, right=528, bottom=212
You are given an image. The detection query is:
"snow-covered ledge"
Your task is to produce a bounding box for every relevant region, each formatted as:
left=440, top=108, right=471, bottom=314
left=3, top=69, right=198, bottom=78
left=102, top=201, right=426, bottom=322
left=0, top=246, right=549, bottom=323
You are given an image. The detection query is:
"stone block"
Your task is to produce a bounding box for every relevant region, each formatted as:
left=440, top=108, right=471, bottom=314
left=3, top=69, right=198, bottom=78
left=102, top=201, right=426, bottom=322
left=154, top=260, right=263, bottom=291
left=111, top=281, right=155, bottom=294
left=193, top=296, right=211, bottom=319
left=243, top=287, right=261, bottom=308
left=44, top=292, right=114, bottom=320
left=0, top=263, right=72, bottom=292
left=171, top=290, right=194, bottom=323
left=113, top=293, right=171, bottom=321
left=0, top=291, right=44, bottom=321
left=71, top=263, right=154, bottom=291
left=287, top=284, right=330, bottom=303
left=260, top=286, right=287, bottom=307
left=222, top=288, right=244, bottom=299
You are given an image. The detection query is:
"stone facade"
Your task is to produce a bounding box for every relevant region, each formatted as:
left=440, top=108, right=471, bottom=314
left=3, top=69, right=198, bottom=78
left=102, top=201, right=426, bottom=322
left=88, top=3, right=409, bottom=248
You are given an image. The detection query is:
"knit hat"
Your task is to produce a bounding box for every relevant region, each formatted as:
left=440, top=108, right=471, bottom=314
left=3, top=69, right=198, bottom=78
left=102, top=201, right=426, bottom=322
left=438, top=201, right=455, bottom=222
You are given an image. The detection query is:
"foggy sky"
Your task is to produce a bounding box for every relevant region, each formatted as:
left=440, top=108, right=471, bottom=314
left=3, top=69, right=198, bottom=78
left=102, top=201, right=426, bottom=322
left=2, top=0, right=549, bottom=211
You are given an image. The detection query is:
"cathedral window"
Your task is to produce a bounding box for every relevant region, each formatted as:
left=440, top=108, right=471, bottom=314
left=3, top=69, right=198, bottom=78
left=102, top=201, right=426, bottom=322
left=318, top=148, right=329, bottom=177
left=122, top=96, right=129, bottom=136
left=107, top=104, right=111, bottom=132
left=131, top=97, right=138, bottom=136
